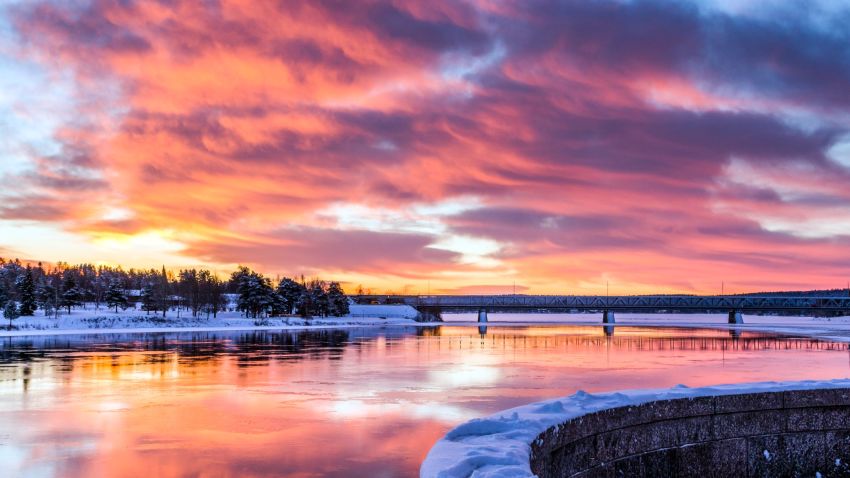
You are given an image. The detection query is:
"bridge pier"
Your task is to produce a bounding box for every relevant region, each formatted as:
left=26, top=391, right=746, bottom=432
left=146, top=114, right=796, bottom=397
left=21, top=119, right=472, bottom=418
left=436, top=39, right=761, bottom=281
left=603, top=310, right=615, bottom=324
left=477, top=309, right=488, bottom=323
left=728, top=310, right=743, bottom=324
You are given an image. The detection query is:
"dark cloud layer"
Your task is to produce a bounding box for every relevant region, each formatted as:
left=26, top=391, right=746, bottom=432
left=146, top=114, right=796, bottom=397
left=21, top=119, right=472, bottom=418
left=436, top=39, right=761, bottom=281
left=3, top=0, right=850, bottom=291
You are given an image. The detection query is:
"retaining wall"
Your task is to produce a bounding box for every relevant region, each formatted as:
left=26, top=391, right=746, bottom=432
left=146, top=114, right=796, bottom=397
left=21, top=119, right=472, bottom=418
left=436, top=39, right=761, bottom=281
left=530, top=388, right=850, bottom=477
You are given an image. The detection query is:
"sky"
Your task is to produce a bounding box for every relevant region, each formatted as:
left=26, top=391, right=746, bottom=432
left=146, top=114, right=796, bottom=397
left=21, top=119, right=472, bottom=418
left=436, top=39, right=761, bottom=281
left=0, top=0, right=849, bottom=294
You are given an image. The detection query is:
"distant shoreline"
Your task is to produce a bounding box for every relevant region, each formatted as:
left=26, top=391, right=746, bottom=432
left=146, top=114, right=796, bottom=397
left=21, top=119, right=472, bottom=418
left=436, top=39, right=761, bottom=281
left=3, top=312, right=850, bottom=341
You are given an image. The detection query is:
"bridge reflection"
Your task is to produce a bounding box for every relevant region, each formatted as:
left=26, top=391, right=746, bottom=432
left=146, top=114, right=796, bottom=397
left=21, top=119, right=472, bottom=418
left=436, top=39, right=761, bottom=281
left=429, top=326, right=849, bottom=353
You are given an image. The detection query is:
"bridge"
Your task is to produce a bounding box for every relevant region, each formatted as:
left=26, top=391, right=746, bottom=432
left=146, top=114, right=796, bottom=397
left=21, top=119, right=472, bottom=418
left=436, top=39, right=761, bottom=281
left=352, top=295, right=850, bottom=324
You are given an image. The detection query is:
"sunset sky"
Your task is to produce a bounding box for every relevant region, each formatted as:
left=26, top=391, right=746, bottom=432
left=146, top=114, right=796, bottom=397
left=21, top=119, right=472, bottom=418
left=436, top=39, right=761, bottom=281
left=1, top=0, right=849, bottom=294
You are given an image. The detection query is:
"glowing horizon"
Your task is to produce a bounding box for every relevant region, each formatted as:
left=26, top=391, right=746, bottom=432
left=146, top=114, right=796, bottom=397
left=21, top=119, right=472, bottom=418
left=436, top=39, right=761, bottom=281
left=1, top=0, right=849, bottom=294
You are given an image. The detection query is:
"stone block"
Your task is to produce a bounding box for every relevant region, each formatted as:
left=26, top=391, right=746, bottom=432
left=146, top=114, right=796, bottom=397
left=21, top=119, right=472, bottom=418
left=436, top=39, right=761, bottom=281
left=786, top=407, right=823, bottom=431
left=610, top=455, right=642, bottom=477
left=822, top=407, right=850, bottom=430
left=676, top=439, right=747, bottom=477
left=784, top=388, right=850, bottom=408
left=639, top=447, right=678, bottom=476
left=712, top=409, right=785, bottom=440
left=636, top=396, right=715, bottom=422
left=715, top=391, right=783, bottom=414
left=824, top=430, right=850, bottom=475
left=551, top=434, right=600, bottom=476
left=747, top=434, right=787, bottom=477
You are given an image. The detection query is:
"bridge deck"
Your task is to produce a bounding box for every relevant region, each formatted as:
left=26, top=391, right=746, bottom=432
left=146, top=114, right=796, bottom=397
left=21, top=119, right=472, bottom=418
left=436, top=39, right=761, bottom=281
left=354, top=295, right=850, bottom=312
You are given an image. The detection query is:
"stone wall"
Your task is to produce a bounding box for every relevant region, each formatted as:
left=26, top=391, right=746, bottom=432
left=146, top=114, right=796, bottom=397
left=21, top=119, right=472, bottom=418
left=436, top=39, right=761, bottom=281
left=530, top=388, right=850, bottom=477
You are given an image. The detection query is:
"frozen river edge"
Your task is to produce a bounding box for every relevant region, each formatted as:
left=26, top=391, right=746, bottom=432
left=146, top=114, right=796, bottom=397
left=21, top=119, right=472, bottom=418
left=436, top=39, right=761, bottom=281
left=420, top=379, right=850, bottom=478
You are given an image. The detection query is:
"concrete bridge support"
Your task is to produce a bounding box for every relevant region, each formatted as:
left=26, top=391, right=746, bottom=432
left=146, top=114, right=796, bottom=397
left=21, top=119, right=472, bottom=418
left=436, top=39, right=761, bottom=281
left=477, top=309, right=488, bottom=323
left=728, top=310, right=743, bottom=324
left=603, top=310, right=615, bottom=324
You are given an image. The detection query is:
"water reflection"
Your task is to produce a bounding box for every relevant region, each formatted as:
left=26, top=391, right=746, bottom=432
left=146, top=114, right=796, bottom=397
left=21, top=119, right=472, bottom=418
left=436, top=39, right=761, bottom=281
left=1, top=325, right=848, bottom=477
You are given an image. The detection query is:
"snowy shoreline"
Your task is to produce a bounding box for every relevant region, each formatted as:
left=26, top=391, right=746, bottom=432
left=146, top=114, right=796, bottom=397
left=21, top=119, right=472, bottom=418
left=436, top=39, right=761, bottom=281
left=420, top=378, right=850, bottom=478
left=0, top=317, right=431, bottom=338
left=3, top=311, right=850, bottom=339
left=0, top=303, right=430, bottom=337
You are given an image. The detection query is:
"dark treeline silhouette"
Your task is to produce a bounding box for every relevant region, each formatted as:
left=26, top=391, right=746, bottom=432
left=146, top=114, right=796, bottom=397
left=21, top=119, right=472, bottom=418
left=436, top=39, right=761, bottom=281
left=0, top=258, right=349, bottom=325
left=229, top=266, right=348, bottom=319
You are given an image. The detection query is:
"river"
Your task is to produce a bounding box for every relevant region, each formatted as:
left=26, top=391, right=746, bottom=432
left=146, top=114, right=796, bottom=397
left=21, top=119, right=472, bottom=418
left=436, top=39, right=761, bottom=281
left=1, top=321, right=849, bottom=477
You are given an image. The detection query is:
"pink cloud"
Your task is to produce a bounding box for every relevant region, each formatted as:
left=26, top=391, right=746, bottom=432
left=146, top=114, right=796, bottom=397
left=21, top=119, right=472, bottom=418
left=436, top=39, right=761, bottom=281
left=3, top=0, right=849, bottom=292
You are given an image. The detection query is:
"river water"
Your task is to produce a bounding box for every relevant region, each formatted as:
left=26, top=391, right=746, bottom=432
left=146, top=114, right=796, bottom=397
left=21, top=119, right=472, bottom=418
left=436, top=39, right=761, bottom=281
left=1, top=321, right=849, bottom=477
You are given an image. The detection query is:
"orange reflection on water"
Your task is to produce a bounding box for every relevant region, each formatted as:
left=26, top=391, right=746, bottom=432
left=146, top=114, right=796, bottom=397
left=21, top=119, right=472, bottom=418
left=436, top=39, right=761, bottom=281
left=0, top=326, right=848, bottom=477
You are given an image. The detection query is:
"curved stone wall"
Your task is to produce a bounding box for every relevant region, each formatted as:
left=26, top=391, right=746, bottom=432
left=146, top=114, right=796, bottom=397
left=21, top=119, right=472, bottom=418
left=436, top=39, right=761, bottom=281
left=530, top=388, right=850, bottom=477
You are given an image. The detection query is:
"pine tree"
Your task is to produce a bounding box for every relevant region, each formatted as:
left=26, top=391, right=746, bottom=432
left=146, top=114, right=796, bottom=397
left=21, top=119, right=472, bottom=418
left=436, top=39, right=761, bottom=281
left=4, top=301, right=19, bottom=330
left=16, top=266, right=37, bottom=316
left=60, top=275, right=83, bottom=313
left=0, top=284, right=7, bottom=311
left=156, top=266, right=170, bottom=318
left=201, top=272, right=224, bottom=319
left=140, top=283, right=156, bottom=314
left=327, top=282, right=350, bottom=317
left=235, top=271, right=274, bottom=319
left=276, top=278, right=305, bottom=315
left=105, top=280, right=129, bottom=313
left=305, top=280, right=329, bottom=317
left=296, top=287, right=312, bottom=318
left=36, top=283, right=58, bottom=317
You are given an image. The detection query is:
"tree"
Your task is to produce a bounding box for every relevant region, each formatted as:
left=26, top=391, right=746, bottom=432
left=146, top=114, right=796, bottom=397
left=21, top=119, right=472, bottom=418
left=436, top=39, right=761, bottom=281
left=0, top=284, right=7, bottom=311
left=199, top=270, right=224, bottom=319
left=140, top=283, right=156, bottom=314
left=16, top=266, right=37, bottom=316
left=105, top=280, right=129, bottom=313
left=327, top=282, right=350, bottom=317
left=310, top=280, right=329, bottom=317
left=276, top=278, right=305, bottom=315
left=179, top=269, right=203, bottom=317
left=156, top=266, right=170, bottom=318
left=231, top=267, right=274, bottom=318
left=60, top=275, right=83, bottom=314
left=296, top=287, right=312, bottom=318
left=4, top=301, right=19, bottom=330
left=36, top=283, right=59, bottom=318
left=296, top=279, right=329, bottom=318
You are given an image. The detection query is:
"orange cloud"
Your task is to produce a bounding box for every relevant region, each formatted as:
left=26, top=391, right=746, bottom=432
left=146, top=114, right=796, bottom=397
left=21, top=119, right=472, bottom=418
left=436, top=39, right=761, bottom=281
left=2, top=0, right=849, bottom=292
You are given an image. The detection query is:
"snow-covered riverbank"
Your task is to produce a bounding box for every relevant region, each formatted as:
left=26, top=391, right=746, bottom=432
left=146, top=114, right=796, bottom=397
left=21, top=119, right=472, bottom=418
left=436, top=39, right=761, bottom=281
left=0, top=304, right=426, bottom=337
left=4, top=308, right=850, bottom=340
left=420, top=378, right=850, bottom=478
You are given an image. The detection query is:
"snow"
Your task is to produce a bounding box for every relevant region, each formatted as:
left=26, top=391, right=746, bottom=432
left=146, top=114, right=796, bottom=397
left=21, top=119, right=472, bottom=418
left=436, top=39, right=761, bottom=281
left=420, top=379, right=850, bottom=478
left=348, top=303, right=421, bottom=319
left=4, top=308, right=850, bottom=341
left=0, top=303, right=425, bottom=337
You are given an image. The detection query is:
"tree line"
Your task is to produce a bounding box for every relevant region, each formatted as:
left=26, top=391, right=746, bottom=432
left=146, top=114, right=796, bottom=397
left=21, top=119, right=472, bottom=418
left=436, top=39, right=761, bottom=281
left=0, top=258, right=350, bottom=328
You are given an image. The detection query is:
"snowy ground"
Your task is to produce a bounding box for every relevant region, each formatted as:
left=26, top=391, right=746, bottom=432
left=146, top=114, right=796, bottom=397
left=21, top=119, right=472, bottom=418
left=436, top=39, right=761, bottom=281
left=0, top=303, right=424, bottom=337
left=420, top=378, right=850, bottom=478
left=3, top=308, right=850, bottom=339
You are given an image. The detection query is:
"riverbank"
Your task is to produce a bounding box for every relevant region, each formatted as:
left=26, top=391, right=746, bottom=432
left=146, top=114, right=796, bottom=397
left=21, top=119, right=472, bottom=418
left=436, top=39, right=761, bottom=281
left=3, top=310, right=850, bottom=340
left=0, top=304, right=426, bottom=337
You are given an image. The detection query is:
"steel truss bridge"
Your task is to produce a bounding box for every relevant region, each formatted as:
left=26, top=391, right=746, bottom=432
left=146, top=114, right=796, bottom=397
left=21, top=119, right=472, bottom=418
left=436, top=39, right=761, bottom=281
left=353, top=295, right=850, bottom=324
